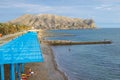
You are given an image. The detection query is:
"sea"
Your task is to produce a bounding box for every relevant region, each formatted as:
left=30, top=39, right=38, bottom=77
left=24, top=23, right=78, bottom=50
left=45, top=28, right=120, bottom=80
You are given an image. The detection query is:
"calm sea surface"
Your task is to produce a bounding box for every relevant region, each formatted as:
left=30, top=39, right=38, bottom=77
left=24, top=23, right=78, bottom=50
left=46, top=28, right=120, bottom=80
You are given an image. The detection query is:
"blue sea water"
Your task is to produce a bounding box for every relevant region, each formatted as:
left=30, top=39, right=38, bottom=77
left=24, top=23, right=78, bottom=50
left=46, top=28, right=120, bottom=80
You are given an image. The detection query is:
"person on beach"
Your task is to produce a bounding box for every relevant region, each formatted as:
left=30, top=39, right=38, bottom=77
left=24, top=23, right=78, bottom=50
left=26, top=68, right=35, bottom=77
left=21, top=68, right=35, bottom=80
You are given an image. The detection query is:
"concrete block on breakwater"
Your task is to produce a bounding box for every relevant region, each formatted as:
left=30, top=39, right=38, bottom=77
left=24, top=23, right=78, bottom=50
left=43, top=40, right=112, bottom=45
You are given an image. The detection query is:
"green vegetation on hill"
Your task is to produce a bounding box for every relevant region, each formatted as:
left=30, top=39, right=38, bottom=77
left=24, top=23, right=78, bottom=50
left=0, top=23, right=31, bottom=35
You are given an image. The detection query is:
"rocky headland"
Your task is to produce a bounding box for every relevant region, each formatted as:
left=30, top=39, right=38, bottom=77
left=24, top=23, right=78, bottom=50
left=9, top=14, right=96, bottom=30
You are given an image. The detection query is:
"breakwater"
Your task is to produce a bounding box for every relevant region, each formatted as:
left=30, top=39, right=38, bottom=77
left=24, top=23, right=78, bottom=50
left=43, top=40, right=112, bottom=45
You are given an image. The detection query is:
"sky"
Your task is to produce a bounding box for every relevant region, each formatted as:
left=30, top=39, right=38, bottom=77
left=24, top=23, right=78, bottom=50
left=0, top=0, right=120, bottom=28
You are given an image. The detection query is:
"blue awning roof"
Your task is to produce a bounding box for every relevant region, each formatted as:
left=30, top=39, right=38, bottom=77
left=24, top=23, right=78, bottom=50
left=0, top=32, right=44, bottom=64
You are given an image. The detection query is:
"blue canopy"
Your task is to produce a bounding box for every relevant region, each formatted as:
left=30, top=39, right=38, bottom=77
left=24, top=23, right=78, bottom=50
left=0, top=32, right=44, bottom=64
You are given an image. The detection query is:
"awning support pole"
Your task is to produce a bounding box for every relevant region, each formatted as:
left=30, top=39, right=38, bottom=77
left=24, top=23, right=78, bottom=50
left=11, top=64, right=15, bottom=80
left=22, top=63, right=25, bottom=73
left=18, top=63, right=21, bottom=80
left=1, top=64, right=4, bottom=80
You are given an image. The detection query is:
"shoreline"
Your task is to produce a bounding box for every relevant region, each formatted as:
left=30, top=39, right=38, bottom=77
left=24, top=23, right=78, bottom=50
left=25, top=30, right=68, bottom=80
left=39, top=30, right=68, bottom=80
left=25, top=42, right=68, bottom=80
left=46, top=44, right=68, bottom=80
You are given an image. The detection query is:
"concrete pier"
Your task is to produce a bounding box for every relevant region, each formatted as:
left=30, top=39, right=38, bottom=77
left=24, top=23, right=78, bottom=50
left=43, top=40, right=112, bottom=45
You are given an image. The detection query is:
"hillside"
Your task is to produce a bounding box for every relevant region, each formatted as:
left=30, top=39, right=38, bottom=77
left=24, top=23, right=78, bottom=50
left=0, top=23, right=30, bottom=35
left=9, top=14, right=96, bottom=29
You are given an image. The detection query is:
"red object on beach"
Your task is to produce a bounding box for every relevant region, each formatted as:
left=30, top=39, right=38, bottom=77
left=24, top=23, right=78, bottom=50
left=22, top=78, right=27, bottom=80
left=21, top=74, right=27, bottom=80
left=0, top=34, right=2, bottom=37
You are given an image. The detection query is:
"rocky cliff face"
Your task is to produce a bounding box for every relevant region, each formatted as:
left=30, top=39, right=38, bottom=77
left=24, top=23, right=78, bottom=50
left=10, top=14, right=96, bottom=29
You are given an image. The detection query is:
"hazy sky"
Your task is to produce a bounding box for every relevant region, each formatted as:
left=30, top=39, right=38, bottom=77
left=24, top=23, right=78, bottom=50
left=0, top=0, right=120, bottom=27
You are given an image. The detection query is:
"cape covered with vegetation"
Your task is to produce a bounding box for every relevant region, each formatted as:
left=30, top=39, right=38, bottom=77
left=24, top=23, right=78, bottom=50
left=0, top=23, right=30, bottom=35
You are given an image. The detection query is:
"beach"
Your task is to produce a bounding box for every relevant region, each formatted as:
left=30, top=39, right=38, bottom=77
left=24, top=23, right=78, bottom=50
left=1, top=30, right=68, bottom=80
left=24, top=30, right=68, bottom=80
left=25, top=43, right=68, bottom=80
